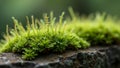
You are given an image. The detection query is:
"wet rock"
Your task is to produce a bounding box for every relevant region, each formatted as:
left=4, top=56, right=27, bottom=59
left=77, top=51, right=107, bottom=68
left=0, top=46, right=120, bottom=68
left=0, top=57, right=10, bottom=64
left=0, top=64, right=12, bottom=68
left=49, top=62, right=64, bottom=68
left=11, top=61, right=37, bottom=68
left=106, top=46, right=120, bottom=68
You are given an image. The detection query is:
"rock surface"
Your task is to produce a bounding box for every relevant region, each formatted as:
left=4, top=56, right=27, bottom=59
left=0, top=45, right=120, bottom=68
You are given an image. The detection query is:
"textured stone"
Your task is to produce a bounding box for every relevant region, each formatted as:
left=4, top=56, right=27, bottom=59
left=0, top=64, right=12, bottom=68
left=0, top=46, right=120, bottom=68
left=106, top=46, right=120, bottom=68
left=0, top=57, right=10, bottom=64
left=11, top=61, right=36, bottom=68
left=35, top=64, right=50, bottom=68
left=77, top=51, right=107, bottom=68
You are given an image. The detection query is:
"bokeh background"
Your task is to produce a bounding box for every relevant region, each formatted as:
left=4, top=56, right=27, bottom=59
left=0, top=0, right=120, bottom=39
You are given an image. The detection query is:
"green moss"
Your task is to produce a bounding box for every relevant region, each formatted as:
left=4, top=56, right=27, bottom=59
left=0, top=9, right=120, bottom=60
left=66, top=12, right=120, bottom=45
left=0, top=12, right=89, bottom=60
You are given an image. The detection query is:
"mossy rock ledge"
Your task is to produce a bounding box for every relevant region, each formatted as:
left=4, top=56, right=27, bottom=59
left=0, top=45, right=119, bottom=68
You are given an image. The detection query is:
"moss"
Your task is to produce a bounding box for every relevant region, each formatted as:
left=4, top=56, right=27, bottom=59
left=0, top=12, right=89, bottom=60
left=0, top=9, right=120, bottom=60
left=66, top=12, right=120, bottom=45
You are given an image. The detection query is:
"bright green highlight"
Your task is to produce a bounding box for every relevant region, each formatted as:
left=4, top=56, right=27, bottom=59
left=0, top=12, right=89, bottom=60
left=0, top=10, right=120, bottom=60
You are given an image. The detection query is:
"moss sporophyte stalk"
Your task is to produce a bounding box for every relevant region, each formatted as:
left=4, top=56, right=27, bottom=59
left=0, top=9, right=120, bottom=60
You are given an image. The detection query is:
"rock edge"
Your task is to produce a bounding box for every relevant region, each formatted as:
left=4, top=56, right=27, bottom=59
left=0, top=46, right=120, bottom=68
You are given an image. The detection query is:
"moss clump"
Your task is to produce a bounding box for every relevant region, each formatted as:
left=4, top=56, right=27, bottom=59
left=66, top=12, right=120, bottom=45
left=0, top=9, right=120, bottom=60
left=74, top=23, right=120, bottom=45
left=0, top=12, right=89, bottom=60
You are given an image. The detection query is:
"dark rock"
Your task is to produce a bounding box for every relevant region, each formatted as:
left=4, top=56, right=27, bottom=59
left=106, top=46, right=120, bottom=68
left=11, top=61, right=36, bottom=68
left=49, top=62, right=64, bottom=68
left=35, top=64, right=50, bottom=68
left=0, top=46, right=120, bottom=68
left=0, top=64, right=12, bottom=68
left=77, top=52, right=107, bottom=68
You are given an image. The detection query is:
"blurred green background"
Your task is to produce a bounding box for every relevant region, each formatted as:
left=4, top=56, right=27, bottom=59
left=0, top=0, right=120, bottom=39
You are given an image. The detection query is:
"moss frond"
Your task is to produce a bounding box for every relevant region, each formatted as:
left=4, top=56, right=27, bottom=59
left=0, top=12, right=89, bottom=60
left=66, top=13, right=120, bottom=45
left=0, top=10, right=120, bottom=60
